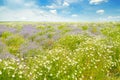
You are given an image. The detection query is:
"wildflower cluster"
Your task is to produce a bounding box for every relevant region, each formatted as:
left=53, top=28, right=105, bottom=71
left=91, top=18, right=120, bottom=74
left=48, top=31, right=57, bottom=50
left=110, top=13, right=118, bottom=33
left=0, top=22, right=120, bottom=80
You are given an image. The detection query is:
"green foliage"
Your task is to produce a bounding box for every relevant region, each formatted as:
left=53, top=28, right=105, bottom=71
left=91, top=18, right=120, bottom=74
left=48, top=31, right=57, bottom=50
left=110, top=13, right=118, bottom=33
left=0, top=42, right=5, bottom=53
left=37, top=31, right=47, bottom=36
left=36, top=26, right=45, bottom=30
left=43, top=39, right=54, bottom=49
left=47, top=32, right=54, bottom=39
left=81, top=26, right=88, bottom=31
left=58, top=24, right=71, bottom=34
left=1, top=32, right=12, bottom=39
left=5, top=34, right=25, bottom=55
left=55, top=35, right=87, bottom=51
left=22, top=49, right=42, bottom=57
left=46, top=26, right=55, bottom=32
left=58, top=25, right=66, bottom=30
left=91, top=26, right=98, bottom=33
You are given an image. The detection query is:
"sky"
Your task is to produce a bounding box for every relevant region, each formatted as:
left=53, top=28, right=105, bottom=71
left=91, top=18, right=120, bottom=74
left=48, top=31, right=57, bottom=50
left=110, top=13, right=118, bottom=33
left=0, top=0, right=120, bottom=22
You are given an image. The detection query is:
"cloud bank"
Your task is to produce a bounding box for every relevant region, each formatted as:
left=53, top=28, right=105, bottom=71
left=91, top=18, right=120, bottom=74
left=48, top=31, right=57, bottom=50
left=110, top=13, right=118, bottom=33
left=0, top=0, right=119, bottom=22
left=89, top=0, right=108, bottom=5
left=0, top=0, right=73, bottom=21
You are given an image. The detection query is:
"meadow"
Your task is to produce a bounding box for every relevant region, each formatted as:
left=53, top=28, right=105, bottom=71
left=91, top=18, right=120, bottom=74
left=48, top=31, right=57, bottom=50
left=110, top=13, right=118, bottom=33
left=0, top=22, right=120, bottom=80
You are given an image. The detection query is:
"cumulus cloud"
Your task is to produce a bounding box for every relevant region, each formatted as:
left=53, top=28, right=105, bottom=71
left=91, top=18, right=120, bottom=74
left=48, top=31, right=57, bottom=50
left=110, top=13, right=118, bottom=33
left=54, top=0, right=79, bottom=5
left=0, top=6, right=7, bottom=11
left=0, top=0, right=71, bottom=21
left=89, top=0, right=108, bottom=5
left=4, top=0, right=25, bottom=7
left=96, top=9, right=104, bottom=15
left=24, top=1, right=38, bottom=8
left=0, top=7, right=70, bottom=21
left=46, top=0, right=82, bottom=9
left=50, top=10, right=57, bottom=15
left=64, top=0, right=83, bottom=4
left=5, top=0, right=24, bottom=5
left=63, top=2, right=69, bottom=6
left=99, top=16, right=120, bottom=21
left=46, top=5, right=55, bottom=9
left=108, top=16, right=120, bottom=19
left=4, top=0, right=38, bottom=8
left=72, top=14, right=78, bottom=17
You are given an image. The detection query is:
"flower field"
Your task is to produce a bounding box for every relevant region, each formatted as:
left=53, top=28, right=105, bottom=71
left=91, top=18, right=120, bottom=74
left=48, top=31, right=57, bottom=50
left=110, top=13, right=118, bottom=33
left=0, top=22, right=120, bottom=80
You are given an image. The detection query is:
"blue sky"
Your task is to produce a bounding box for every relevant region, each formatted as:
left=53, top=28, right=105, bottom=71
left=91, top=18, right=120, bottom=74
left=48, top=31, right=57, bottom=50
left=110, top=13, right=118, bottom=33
left=0, top=0, right=120, bottom=22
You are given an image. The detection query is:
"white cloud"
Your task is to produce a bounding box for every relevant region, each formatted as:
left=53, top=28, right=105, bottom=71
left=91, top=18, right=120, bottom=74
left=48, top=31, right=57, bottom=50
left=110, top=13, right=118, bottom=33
left=55, top=0, right=63, bottom=5
left=5, top=0, right=24, bottom=4
left=24, top=1, right=37, bottom=8
left=89, top=0, right=108, bottom=5
left=46, top=5, right=55, bottom=9
left=96, top=9, right=104, bottom=15
left=4, top=0, right=38, bottom=8
left=46, top=0, right=82, bottom=9
left=4, top=0, right=24, bottom=7
left=0, top=6, right=7, bottom=11
left=63, top=2, right=69, bottom=6
left=46, top=2, right=69, bottom=9
left=99, top=16, right=120, bottom=21
left=64, top=0, right=82, bottom=4
left=0, top=0, right=72, bottom=22
left=0, top=7, right=71, bottom=21
left=99, top=17, right=107, bottom=21
left=20, top=17, right=27, bottom=20
left=50, top=10, right=57, bottom=15
left=108, top=16, right=120, bottom=19
left=72, top=14, right=78, bottom=17
left=0, top=0, right=82, bottom=22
